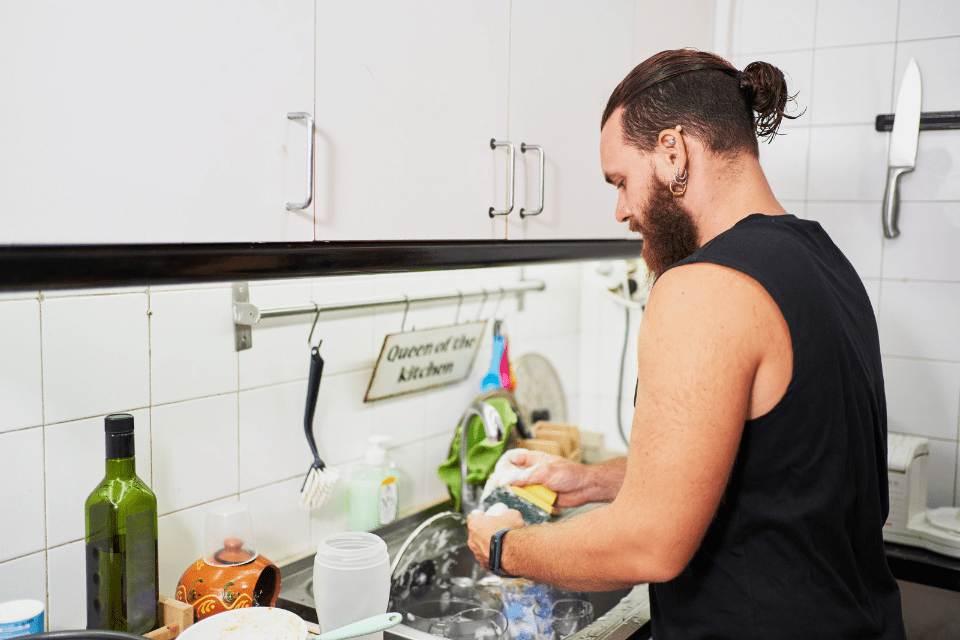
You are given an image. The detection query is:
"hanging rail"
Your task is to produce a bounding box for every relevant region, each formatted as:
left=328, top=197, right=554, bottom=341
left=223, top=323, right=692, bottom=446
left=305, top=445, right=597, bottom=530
left=232, top=280, right=546, bottom=350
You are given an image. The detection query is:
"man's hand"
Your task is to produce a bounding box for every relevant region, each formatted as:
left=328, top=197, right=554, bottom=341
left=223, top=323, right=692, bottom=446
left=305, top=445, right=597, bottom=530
left=466, top=509, right=525, bottom=571
left=508, top=449, right=605, bottom=508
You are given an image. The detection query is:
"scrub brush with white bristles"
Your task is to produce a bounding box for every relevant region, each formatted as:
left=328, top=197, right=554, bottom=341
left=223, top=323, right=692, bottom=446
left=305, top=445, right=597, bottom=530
left=300, top=344, right=340, bottom=509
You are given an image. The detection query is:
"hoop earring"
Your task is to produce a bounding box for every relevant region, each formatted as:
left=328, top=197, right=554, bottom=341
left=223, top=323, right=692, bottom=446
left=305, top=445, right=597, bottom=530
left=669, top=169, right=688, bottom=196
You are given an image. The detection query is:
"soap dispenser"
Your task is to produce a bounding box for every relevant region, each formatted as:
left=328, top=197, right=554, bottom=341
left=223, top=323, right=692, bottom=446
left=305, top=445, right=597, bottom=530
left=348, top=435, right=399, bottom=532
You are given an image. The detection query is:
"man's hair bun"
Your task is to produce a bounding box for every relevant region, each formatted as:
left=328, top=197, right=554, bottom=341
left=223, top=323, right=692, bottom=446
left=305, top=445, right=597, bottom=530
left=739, top=61, right=800, bottom=141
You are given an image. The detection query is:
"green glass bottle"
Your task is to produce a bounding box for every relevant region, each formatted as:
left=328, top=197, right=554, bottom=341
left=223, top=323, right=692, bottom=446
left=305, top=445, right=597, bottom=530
left=85, top=413, right=160, bottom=634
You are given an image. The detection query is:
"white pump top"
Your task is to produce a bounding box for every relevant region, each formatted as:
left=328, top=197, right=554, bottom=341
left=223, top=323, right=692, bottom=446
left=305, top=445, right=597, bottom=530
left=366, top=435, right=392, bottom=465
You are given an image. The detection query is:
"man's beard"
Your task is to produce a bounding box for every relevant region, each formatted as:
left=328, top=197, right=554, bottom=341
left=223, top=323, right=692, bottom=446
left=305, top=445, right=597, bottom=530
left=629, top=174, right=701, bottom=278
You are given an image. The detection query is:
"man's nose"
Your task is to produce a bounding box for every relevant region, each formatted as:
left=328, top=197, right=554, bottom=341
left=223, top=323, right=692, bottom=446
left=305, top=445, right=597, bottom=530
left=615, top=195, right=630, bottom=223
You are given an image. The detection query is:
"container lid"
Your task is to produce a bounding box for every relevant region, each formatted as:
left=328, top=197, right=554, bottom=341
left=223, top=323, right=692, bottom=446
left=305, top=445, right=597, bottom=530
left=205, top=502, right=258, bottom=566
left=0, top=600, right=44, bottom=624
left=314, top=531, right=389, bottom=570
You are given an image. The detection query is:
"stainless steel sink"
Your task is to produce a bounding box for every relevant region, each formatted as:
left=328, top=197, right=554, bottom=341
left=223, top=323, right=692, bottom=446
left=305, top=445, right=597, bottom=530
left=277, top=501, right=651, bottom=640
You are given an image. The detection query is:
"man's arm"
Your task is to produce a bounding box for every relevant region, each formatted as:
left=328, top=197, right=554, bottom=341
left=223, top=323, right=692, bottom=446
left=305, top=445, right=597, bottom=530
left=468, top=262, right=783, bottom=590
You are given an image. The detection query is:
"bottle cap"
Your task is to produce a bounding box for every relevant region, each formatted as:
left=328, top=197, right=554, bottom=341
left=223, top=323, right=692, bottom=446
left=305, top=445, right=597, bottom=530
left=104, top=413, right=135, bottom=434
left=366, top=435, right=391, bottom=465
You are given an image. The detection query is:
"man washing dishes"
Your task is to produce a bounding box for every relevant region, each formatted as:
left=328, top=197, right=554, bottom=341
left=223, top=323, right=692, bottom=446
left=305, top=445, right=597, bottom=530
left=466, top=49, right=906, bottom=639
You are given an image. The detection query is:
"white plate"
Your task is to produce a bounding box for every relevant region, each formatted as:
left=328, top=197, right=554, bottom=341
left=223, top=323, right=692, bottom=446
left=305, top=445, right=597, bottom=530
left=178, top=607, right=308, bottom=640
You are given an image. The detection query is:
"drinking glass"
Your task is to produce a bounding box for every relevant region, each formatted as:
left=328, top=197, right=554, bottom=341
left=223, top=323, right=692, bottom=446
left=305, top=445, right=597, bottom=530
left=534, top=599, right=594, bottom=640
left=443, top=608, right=508, bottom=640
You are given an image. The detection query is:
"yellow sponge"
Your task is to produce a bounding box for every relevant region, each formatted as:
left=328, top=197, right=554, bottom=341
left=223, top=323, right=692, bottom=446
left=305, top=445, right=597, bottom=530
left=512, top=484, right=557, bottom=513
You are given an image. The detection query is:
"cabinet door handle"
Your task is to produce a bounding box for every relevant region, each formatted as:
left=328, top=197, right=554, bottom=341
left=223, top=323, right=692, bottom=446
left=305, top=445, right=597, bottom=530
left=489, top=139, right=515, bottom=218
left=286, top=112, right=315, bottom=211
left=519, top=143, right=544, bottom=218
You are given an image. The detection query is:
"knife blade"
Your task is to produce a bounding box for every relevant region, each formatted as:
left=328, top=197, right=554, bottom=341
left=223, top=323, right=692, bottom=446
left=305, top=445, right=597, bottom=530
left=883, top=58, right=922, bottom=239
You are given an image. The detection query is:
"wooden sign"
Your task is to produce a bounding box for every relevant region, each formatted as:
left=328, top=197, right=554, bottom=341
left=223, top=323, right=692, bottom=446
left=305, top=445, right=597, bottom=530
left=365, top=321, right=487, bottom=402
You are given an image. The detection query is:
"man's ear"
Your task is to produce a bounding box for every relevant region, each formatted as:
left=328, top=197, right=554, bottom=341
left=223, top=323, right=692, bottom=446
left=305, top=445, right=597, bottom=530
left=655, top=127, right=686, bottom=179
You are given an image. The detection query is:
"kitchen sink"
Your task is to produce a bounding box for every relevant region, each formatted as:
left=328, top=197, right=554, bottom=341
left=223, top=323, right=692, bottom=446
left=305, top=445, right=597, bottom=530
left=277, top=501, right=651, bottom=640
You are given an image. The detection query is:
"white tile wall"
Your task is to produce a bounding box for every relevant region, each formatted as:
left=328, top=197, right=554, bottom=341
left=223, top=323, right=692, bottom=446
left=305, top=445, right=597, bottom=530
left=737, top=0, right=816, bottom=54
left=0, top=428, right=46, bottom=562
left=41, top=293, right=150, bottom=425
left=811, top=44, right=895, bottom=125
left=897, top=0, right=960, bottom=41
left=883, top=357, right=960, bottom=441
left=814, top=0, right=899, bottom=48
left=0, top=299, right=42, bottom=433
left=151, top=393, right=240, bottom=515
left=242, top=478, right=311, bottom=565
left=882, top=202, right=960, bottom=282
left=807, top=125, right=889, bottom=201
left=0, top=551, right=47, bottom=607
left=239, top=381, right=314, bottom=492
left=150, top=287, right=238, bottom=405
left=899, top=131, right=960, bottom=203
left=47, top=540, right=85, bottom=631
left=879, top=281, right=960, bottom=361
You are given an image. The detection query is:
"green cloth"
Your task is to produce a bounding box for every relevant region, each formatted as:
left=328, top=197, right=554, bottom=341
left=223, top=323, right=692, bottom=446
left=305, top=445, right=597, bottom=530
left=437, top=398, right=516, bottom=511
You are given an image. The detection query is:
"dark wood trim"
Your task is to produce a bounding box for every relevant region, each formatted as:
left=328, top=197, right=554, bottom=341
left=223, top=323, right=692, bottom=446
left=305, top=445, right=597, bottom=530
left=0, top=239, right=642, bottom=291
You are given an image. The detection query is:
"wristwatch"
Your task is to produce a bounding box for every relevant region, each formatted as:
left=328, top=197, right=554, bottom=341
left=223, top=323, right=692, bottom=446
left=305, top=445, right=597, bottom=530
left=489, top=528, right=515, bottom=578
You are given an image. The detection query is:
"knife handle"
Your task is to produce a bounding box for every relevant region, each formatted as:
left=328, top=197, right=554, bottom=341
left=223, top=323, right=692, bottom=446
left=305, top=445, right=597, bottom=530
left=882, top=166, right=913, bottom=239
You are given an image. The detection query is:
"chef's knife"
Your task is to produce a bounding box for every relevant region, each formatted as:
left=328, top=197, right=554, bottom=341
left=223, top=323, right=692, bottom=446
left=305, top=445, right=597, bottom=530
left=883, top=58, right=921, bottom=239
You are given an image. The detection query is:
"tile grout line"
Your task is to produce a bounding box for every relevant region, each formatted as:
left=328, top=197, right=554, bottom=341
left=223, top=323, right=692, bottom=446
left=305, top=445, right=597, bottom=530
left=147, top=289, right=153, bottom=488
left=37, top=291, right=51, bottom=621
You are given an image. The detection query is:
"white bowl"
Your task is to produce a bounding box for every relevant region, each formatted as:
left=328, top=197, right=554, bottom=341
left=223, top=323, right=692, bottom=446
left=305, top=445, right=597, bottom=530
left=177, top=607, right=307, bottom=640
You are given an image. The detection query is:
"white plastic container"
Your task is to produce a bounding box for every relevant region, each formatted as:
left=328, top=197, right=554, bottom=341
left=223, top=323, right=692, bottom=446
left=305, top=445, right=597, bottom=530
left=313, top=531, right=391, bottom=640
left=0, top=600, right=44, bottom=638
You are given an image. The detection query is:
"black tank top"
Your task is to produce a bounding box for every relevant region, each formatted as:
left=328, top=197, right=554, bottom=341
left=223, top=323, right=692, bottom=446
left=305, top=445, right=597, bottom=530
left=650, top=214, right=905, bottom=639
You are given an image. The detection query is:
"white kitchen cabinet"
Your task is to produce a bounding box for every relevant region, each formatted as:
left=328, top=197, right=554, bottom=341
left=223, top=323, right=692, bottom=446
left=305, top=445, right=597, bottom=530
left=506, top=0, right=636, bottom=241
left=0, top=0, right=314, bottom=244
left=314, top=0, right=512, bottom=241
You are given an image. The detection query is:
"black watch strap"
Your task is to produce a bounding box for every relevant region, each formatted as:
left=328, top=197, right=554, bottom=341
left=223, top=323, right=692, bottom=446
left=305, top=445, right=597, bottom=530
left=489, top=528, right=515, bottom=578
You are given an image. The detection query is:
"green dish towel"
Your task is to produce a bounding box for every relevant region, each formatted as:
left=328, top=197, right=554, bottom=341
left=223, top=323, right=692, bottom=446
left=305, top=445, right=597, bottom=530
left=437, top=398, right=516, bottom=511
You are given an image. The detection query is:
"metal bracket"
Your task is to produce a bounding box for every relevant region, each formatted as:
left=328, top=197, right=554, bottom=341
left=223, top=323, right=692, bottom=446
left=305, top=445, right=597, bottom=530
left=232, top=282, right=255, bottom=351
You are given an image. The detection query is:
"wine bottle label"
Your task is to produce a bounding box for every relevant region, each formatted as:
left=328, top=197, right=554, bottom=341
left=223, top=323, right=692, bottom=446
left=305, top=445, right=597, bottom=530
left=86, top=502, right=120, bottom=630
left=125, top=509, right=159, bottom=634
left=379, top=477, right=398, bottom=525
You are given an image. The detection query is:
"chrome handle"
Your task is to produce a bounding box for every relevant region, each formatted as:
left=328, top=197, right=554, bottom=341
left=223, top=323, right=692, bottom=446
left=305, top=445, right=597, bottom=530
left=882, top=165, right=912, bottom=239
left=520, top=143, right=544, bottom=218
left=489, top=139, right=515, bottom=218
left=286, top=112, right=315, bottom=211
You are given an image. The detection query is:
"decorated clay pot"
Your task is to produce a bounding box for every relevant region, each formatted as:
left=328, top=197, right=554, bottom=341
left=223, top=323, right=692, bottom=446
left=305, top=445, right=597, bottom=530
left=175, top=537, right=281, bottom=620
left=175, top=503, right=281, bottom=621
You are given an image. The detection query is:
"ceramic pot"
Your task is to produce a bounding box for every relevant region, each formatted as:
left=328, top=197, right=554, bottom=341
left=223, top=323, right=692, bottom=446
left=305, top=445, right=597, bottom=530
left=175, top=538, right=281, bottom=621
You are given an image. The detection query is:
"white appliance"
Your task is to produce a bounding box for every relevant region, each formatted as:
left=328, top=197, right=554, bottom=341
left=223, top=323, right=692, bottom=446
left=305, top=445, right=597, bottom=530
left=883, top=434, right=960, bottom=558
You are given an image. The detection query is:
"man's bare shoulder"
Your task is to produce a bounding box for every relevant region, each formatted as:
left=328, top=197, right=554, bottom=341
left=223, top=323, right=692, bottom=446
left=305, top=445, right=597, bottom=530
left=642, top=260, right=792, bottom=419
left=646, top=261, right=774, bottom=323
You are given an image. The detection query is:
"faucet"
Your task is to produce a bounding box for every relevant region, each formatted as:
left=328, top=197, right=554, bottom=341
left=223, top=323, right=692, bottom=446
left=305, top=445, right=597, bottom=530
left=457, top=401, right=505, bottom=515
